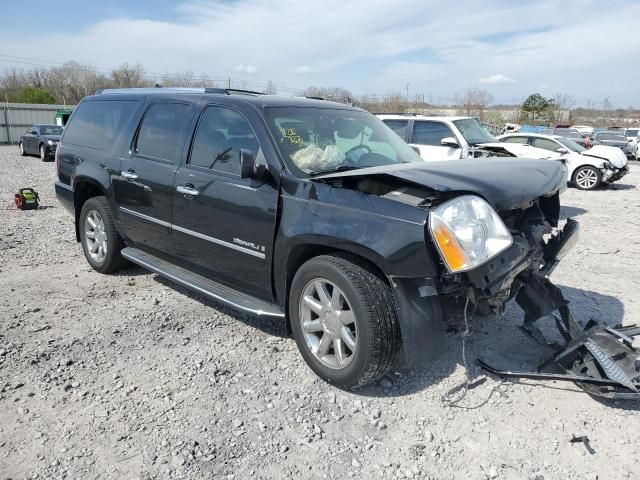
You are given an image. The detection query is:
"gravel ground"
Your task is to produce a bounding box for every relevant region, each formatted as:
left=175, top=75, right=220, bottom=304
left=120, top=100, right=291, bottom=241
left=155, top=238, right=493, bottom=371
left=1, top=144, right=639, bottom=480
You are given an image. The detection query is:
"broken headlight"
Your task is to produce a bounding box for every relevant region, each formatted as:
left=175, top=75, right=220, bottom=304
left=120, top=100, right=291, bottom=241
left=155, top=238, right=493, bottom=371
left=428, top=195, right=513, bottom=273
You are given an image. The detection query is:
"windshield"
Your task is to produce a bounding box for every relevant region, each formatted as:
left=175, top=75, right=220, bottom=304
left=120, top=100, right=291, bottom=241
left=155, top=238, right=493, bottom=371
left=557, top=137, right=585, bottom=153
left=452, top=118, right=495, bottom=145
left=39, top=125, right=63, bottom=135
left=263, top=107, right=423, bottom=176
left=554, top=128, right=581, bottom=139
left=598, top=133, right=626, bottom=141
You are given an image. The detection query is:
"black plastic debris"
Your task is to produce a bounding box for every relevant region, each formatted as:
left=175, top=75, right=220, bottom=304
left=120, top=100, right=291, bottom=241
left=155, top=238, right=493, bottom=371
left=479, top=254, right=640, bottom=400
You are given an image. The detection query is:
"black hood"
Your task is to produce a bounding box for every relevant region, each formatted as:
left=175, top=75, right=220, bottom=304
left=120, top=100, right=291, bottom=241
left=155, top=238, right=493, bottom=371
left=314, top=158, right=566, bottom=210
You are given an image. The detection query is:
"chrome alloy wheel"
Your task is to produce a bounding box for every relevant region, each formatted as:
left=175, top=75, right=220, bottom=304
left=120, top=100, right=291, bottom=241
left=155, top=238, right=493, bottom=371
left=84, top=210, right=108, bottom=263
left=299, top=279, right=358, bottom=369
left=575, top=168, right=598, bottom=189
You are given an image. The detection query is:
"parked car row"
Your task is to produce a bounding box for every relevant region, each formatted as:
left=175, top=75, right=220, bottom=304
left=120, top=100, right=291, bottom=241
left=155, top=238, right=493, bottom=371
left=378, top=114, right=629, bottom=190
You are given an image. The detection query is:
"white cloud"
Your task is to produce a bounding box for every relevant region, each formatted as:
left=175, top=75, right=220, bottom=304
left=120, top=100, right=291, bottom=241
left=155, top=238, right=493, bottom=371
left=0, top=0, right=638, bottom=104
left=479, top=74, right=515, bottom=85
left=234, top=64, right=257, bottom=74
left=294, top=66, right=312, bottom=74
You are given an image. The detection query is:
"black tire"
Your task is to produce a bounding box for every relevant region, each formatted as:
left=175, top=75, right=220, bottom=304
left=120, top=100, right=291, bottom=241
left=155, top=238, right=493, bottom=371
left=79, top=196, right=128, bottom=273
left=289, top=254, right=402, bottom=390
left=573, top=165, right=601, bottom=190
left=19, top=142, right=27, bottom=156
left=39, top=144, right=46, bottom=161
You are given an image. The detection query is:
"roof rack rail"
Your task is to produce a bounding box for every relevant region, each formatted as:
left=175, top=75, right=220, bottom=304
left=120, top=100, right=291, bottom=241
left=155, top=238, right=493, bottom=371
left=96, top=87, right=265, bottom=96
left=304, top=96, right=325, bottom=100
left=377, top=112, right=422, bottom=116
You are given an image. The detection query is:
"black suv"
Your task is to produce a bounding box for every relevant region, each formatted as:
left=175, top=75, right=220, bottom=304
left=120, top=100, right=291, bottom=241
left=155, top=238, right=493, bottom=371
left=55, top=87, right=574, bottom=389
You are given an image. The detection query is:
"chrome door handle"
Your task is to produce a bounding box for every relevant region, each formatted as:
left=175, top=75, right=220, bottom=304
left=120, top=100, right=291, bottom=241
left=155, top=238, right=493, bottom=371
left=177, top=185, right=199, bottom=197
left=121, top=170, right=138, bottom=180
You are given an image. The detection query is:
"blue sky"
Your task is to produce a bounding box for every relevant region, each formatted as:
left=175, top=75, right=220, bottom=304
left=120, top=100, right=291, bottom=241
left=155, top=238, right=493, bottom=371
left=0, top=0, right=638, bottom=107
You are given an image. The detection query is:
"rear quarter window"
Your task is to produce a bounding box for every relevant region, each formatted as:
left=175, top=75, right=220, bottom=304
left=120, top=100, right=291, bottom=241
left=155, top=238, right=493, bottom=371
left=62, top=100, right=138, bottom=150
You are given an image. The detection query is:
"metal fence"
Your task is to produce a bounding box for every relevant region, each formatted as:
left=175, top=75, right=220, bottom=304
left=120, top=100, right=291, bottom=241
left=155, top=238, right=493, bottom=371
left=1, top=103, right=76, bottom=144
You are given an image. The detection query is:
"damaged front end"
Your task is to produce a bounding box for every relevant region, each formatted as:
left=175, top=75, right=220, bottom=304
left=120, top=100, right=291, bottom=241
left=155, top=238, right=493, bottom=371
left=436, top=195, right=640, bottom=399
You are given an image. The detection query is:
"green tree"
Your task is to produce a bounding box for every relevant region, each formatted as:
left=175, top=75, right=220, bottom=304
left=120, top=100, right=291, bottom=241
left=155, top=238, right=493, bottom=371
left=519, top=93, right=555, bottom=125
left=15, top=86, right=56, bottom=104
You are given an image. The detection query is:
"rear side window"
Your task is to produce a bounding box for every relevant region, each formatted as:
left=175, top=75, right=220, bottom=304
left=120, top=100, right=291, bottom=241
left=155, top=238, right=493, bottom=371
left=531, top=138, right=560, bottom=152
left=135, top=103, right=192, bottom=163
left=502, top=136, right=529, bottom=144
left=63, top=100, right=138, bottom=150
left=382, top=120, right=409, bottom=140
left=189, top=106, right=259, bottom=176
left=412, top=121, right=455, bottom=146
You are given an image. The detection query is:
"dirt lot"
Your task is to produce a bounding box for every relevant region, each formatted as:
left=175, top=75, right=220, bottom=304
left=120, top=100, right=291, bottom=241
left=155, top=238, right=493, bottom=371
left=1, top=145, right=639, bottom=480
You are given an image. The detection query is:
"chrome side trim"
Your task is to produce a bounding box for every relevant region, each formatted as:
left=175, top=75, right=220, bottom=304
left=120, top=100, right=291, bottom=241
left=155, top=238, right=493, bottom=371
left=172, top=224, right=266, bottom=259
left=121, top=249, right=283, bottom=317
left=119, top=207, right=266, bottom=259
left=119, top=207, right=171, bottom=228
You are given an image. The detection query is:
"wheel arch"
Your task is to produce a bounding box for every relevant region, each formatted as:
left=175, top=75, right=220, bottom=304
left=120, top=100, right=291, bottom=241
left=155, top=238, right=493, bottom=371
left=279, top=241, right=390, bottom=333
left=73, top=178, right=107, bottom=241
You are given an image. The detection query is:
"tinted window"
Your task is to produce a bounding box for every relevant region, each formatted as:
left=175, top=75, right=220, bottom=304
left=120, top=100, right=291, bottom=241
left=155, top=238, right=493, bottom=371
left=626, top=129, right=639, bottom=137
left=597, top=133, right=626, bottom=141
left=39, top=125, right=63, bottom=135
left=502, top=136, right=529, bottom=144
left=63, top=100, right=138, bottom=150
left=412, top=121, right=455, bottom=146
left=531, top=138, right=560, bottom=152
left=382, top=120, right=409, bottom=139
left=135, top=103, right=192, bottom=162
left=189, top=106, right=259, bottom=176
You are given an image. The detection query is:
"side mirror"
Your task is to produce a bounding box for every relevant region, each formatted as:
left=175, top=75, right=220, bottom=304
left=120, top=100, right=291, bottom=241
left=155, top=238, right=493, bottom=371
left=440, top=137, right=459, bottom=148
left=31, top=130, right=38, bottom=135
left=239, top=149, right=265, bottom=180
left=556, top=147, right=569, bottom=154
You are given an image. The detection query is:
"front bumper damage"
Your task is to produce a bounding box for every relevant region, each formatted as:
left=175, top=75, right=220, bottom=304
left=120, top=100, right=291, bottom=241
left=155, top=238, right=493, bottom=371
left=478, top=221, right=640, bottom=399
left=602, top=164, right=629, bottom=183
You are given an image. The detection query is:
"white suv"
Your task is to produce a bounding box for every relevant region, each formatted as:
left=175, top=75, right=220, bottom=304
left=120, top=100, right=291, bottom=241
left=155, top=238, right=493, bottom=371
left=376, top=114, right=550, bottom=161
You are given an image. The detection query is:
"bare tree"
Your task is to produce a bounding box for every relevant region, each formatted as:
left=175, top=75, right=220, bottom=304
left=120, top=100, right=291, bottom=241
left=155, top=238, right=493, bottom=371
left=111, top=63, right=148, bottom=88
left=453, top=88, right=493, bottom=119
left=263, top=80, right=277, bottom=95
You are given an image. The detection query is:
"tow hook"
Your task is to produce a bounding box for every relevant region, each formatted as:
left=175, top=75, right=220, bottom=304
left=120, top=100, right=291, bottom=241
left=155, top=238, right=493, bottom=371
left=479, top=219, right=640, bottom=400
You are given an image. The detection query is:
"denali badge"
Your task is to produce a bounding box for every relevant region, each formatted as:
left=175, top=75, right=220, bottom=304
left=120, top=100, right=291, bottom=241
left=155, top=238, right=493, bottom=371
left=233, top=238, right=266, bottom=252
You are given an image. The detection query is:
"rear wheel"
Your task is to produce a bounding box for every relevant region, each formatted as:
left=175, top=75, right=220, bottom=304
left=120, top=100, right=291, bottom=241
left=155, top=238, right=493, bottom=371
left=289, top=254, right=402, bottom=390
left=79, top=197, right=127, bottom=273
left=573, top=166, right=601, bottom=190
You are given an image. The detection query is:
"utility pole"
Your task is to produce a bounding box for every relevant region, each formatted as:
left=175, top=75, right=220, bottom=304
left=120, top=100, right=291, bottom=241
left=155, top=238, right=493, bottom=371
left=406, top=83, right=410, bottom=102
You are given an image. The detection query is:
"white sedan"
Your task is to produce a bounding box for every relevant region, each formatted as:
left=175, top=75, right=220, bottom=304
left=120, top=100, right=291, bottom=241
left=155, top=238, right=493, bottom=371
left=498, top=133, right=629, bottom=190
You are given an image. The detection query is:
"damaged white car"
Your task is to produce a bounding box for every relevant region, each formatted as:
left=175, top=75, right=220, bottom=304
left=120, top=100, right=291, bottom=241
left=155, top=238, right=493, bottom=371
left=498, top=133, right=629, bottom=190
left=377, top=114, right=557, bottom=161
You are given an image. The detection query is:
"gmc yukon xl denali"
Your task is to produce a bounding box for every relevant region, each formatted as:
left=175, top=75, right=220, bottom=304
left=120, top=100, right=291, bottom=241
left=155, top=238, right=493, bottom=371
left=55, top=88, right=580, bottom=390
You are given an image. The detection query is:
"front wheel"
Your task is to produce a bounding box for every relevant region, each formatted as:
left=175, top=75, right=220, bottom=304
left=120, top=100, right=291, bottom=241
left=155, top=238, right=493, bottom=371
left=289, top=254, right=402, bottom=390
left=573, top=166, right=601, bottom=190
left=19, top=142, right=26, bottom=156
left=79, top=197, right=128, bottom=273
left=39, top=145, right=46, bottom=161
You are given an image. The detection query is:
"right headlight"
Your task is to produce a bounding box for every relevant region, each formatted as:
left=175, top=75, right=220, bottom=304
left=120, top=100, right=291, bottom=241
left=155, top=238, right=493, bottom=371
left=428, top=195, right=513, bottom=273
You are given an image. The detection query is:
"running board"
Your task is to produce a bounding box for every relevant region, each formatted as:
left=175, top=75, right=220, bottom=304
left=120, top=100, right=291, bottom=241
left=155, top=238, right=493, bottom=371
left=121, top=247, right=285, bottom=318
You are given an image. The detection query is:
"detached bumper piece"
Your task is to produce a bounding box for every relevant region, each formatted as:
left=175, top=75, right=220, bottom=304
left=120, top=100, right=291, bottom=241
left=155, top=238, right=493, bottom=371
left=479, top=221, right=640, bottom=400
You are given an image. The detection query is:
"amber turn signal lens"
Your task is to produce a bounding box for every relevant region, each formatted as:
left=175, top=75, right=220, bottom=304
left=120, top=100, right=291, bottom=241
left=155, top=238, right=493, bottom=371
left=432, top=223, right=468, bottom=272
